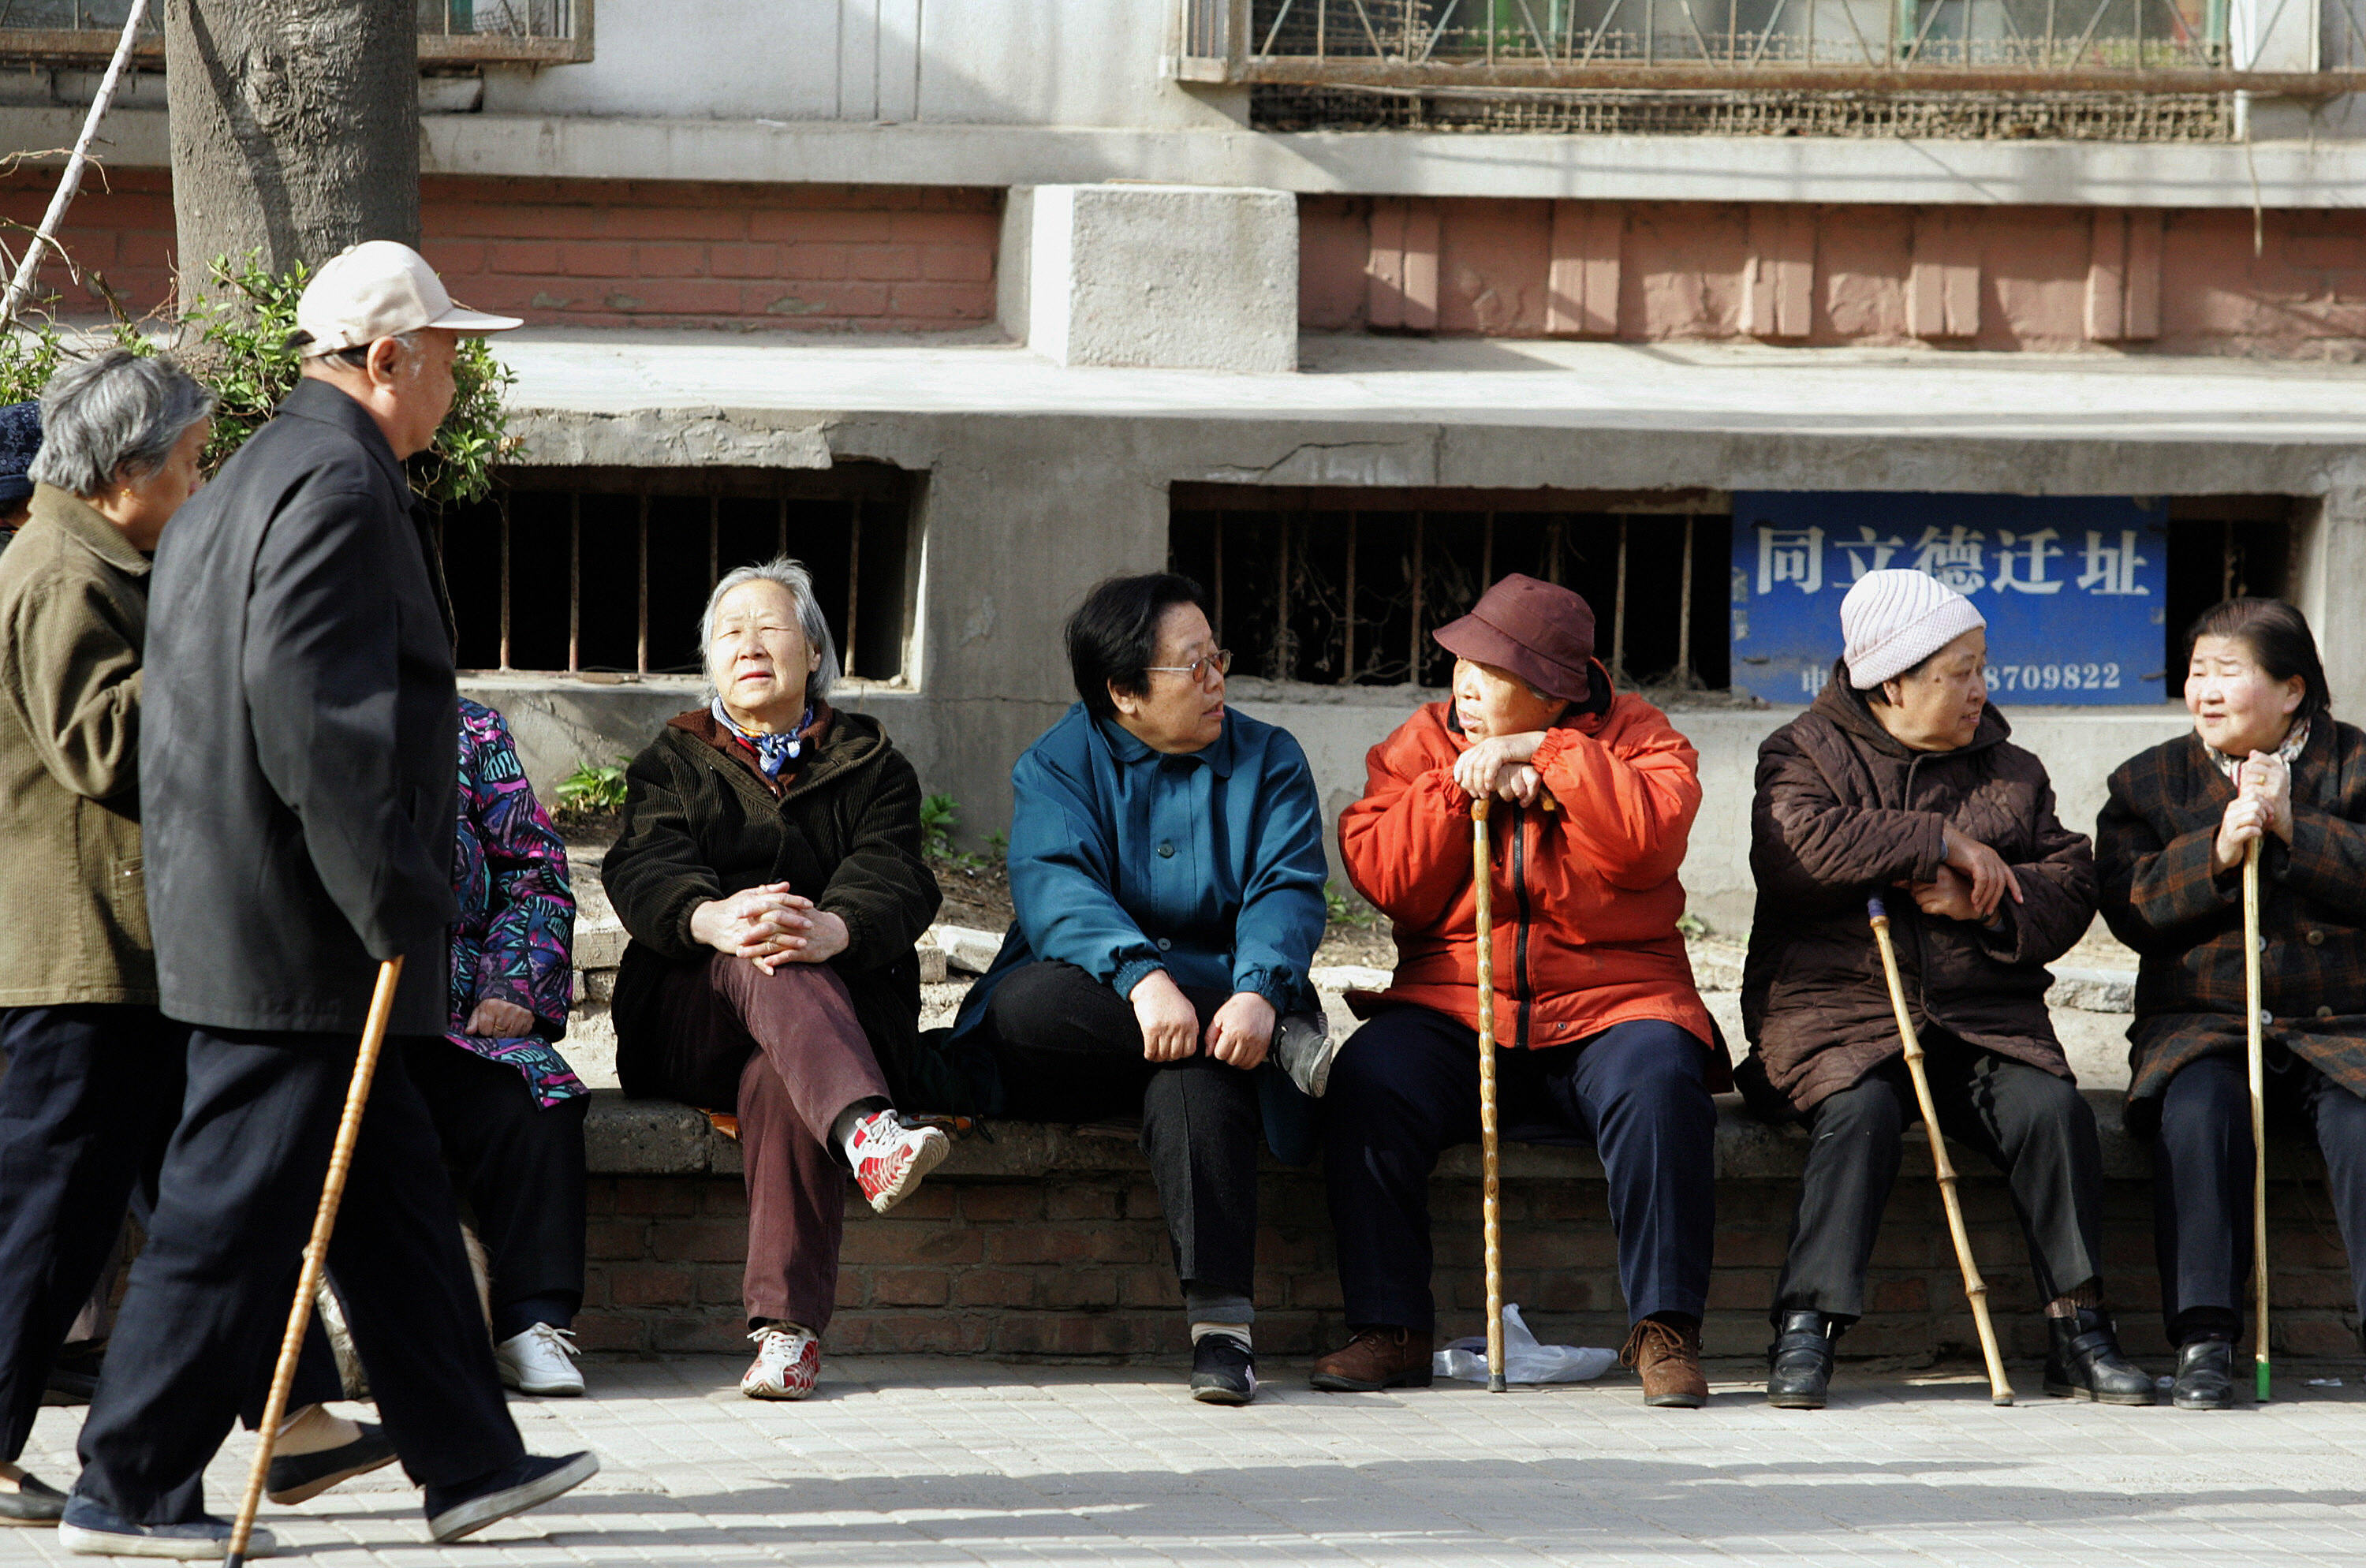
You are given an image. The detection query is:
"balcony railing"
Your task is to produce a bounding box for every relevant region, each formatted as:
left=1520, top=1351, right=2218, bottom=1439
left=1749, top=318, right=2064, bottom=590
left=1179, top=0, right=2364, bottom=95
left=0, top=2, right=592, bottom=67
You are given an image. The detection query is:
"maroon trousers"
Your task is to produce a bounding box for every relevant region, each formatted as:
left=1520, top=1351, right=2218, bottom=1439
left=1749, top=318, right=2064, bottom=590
left=650, top=954, right=890, bottom=1331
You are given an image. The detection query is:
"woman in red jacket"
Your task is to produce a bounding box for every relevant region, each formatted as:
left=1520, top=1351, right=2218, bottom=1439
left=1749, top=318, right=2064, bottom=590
left=1313, top=574, right=1724, bottom=1407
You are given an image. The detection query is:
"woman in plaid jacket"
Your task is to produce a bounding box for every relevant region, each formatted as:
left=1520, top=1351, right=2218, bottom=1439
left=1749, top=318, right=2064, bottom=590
left=2098, top=598, right=2366, bottom=1412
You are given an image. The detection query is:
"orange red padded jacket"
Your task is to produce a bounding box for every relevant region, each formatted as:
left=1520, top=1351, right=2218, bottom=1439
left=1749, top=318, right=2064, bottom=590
left=1338, top=675, right=1724, bottom=1082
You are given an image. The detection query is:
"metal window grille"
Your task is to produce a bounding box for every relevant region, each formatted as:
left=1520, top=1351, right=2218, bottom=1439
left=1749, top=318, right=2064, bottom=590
left=438, top=465, right=919, bottom=681
left=1172, top=489, right=2293, bottom=696
left=1168, top=489, right=1730, bottom=690
left=1179, top=0, right=2363, bottom=95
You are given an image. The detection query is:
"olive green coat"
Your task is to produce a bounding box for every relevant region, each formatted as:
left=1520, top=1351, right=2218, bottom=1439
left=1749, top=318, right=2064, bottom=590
left=0, top=483, right=155, bottom=1004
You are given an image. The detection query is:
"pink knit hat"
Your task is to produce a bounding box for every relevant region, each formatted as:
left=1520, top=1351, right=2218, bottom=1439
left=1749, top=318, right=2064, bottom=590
left=1841, top=569, right=1987, bottom=689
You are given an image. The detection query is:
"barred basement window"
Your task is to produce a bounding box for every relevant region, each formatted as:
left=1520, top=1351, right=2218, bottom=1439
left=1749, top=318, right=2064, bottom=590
left=1167, top=487, right=1731, bottom=692
left=1172, top=488, right=2297, bottom=700
left=435, top=465, right=920, bottom=680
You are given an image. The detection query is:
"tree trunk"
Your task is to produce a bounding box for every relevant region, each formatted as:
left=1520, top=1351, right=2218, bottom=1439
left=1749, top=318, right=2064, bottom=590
left=166, top=0, right=419, bottom=311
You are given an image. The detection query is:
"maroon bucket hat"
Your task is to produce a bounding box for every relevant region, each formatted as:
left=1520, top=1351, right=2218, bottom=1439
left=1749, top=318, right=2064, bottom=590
left=1432, top=573, right=1596, bottom=703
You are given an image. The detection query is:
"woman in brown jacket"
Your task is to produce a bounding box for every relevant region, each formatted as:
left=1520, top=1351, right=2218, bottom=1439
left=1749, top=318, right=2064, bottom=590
left=603, top=558, right=945, bottom=1402
left=2098, top=598, right=2366, bottom=1411
left=1744, top=569, right=2150, bottom=1410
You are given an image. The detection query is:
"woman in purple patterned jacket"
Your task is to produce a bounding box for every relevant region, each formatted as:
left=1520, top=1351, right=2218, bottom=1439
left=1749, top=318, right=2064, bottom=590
left=405, top=697, right=591, bottom=1397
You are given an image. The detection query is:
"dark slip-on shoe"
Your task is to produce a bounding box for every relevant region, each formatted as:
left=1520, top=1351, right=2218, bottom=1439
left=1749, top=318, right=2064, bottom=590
left=267, top=1421, right=400, bottom=1505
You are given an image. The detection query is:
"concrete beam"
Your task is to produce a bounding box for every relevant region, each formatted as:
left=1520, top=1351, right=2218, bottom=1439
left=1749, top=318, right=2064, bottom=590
left=14, top=106, right=2366, bottom=210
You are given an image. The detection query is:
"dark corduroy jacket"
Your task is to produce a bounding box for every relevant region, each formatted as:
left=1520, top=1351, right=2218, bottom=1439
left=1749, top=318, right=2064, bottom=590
left=2097, top=719, right=2366, bottom=1133
left=1741, top=665, right=2099, bottom=1114
left=602, top=704, right=941, bottom=1105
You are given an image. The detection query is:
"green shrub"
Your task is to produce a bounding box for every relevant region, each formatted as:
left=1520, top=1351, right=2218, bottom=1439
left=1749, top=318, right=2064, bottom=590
left=555, top=759, right=629, bottom=816
left=0, top=252, right=516, bottom=509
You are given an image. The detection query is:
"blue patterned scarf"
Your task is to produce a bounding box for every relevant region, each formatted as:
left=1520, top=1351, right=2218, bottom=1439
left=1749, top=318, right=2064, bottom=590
left=711, top=698, right=815, bottom=779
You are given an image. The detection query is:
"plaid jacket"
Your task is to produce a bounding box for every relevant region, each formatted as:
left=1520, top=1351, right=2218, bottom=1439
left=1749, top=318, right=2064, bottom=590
left=2095, top=719, right=2366, bottom=1132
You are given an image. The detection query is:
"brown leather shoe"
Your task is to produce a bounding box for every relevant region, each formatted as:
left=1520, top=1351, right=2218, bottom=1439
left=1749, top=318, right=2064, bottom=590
left=1309, top=1326, right=1435, bottom=1391
left=1621, top=1317, right=1708, bottom=1408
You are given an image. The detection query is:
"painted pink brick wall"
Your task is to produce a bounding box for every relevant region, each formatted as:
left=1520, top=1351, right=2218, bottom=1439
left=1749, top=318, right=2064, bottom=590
left=0, top=172, right=999, bottom=332
left=1302, top=194, right=2366, bottom=357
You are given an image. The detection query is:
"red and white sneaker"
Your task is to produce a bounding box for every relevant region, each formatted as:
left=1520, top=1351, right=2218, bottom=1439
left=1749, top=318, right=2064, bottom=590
left=740, top=1325, right=819, bottom=1400
left=849, top=1110, right=950, bottom=1215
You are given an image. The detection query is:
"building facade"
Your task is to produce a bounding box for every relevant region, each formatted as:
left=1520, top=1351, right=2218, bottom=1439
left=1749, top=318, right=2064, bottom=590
left=5, top=0, right=2364, bottom=920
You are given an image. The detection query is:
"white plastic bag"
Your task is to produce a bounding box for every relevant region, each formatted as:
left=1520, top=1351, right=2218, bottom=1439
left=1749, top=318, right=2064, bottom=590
left=1434, top=1302, right=1617, bottom=1384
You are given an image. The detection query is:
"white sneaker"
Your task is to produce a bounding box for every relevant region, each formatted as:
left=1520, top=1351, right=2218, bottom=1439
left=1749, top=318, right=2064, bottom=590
left=740, top=1325, right=819, bottom=1400
left=494, top=1323, right=584, bottom=1397
left=849, top=1111, right=950, bottom=1215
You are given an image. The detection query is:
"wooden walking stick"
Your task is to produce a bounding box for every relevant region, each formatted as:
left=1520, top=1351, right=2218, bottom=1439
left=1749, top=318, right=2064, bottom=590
left=225, top=957, right=405, bottom=1568
left=1472, top=797, right=1508, bottom=1394
left=2244, top=838, right=2271, bottom=1402
left=1867, top=897, right=2013, bottom=1406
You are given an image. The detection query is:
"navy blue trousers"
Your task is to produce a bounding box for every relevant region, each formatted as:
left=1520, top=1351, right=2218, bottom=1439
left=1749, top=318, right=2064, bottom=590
left=1324, top=1007, right=1717, bottom=1334
left=2154, top=1048, right=2366, bottom=1344
left=0, top=1006, right=342, bottom=1469
left=75, top=1026, right=521, bottom=1525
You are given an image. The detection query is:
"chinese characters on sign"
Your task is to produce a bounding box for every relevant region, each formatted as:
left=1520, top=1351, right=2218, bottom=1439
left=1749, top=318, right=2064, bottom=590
left=1730, top=494, right=2170, bottom=706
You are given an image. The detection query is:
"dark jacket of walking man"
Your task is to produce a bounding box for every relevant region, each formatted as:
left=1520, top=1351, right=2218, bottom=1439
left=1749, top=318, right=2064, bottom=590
left=63, top=241, right=596, bottom=1560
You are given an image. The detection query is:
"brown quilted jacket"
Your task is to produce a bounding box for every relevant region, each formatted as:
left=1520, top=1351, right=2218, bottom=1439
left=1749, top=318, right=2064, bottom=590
left=1741, top=665, right=2099, bottom=1114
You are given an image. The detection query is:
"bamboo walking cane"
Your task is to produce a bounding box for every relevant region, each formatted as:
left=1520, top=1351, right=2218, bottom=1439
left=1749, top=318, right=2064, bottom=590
left=1867, top=897, right=2013, bottom=1406
left=225, top=958, right=405, bottom=1568
left=2244, top=838, right=2271, bottom=1402
left=1472, top=798, right=1508, bottom=1394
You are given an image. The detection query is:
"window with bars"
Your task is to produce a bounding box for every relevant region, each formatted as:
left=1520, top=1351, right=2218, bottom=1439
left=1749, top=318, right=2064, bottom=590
left=1170, top=487, right=2295, bottom=700
left=435, top=465, right=920, bottom=681
left=1167, top=487, right=1731, bottom=692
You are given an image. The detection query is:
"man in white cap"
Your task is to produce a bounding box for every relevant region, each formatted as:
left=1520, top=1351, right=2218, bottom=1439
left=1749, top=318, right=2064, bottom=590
left=62, top=242, right=599, bottom=1557
left=1738, top=568, right=2153, bottom=1411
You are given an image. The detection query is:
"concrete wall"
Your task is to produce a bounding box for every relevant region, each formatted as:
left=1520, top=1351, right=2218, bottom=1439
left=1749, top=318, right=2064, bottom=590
left=472, top=0, right=1244, bottom=132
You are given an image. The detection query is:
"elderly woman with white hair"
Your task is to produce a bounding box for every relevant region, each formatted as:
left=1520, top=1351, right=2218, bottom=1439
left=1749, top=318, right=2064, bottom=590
left=601, top=557, right=945, bottom=1400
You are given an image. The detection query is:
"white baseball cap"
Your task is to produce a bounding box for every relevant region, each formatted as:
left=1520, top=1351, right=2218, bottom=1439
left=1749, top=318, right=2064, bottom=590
left=295, top=240, right=521, bottom=357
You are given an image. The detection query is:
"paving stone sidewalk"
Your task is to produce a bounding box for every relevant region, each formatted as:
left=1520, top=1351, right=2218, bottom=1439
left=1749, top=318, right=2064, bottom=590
left=9, top=1353, right=2366, bottom=1566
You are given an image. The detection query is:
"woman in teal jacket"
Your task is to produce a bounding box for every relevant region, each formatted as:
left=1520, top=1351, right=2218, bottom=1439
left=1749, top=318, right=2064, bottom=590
left=950, top=573, right=1328, bottom=1406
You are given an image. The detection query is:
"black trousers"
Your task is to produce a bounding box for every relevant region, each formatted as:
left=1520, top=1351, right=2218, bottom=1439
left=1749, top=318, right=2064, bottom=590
left=75, top=1026, right=521, bottom=1525
left=0, top=1005, right=185, bottom=1464
left=983, top=961, right=1261, bottom=1313
left=1774, top=1037, right=2105, bottom=1325
left=404, top=1039, right=590, bottom=1340
left=1324, top=1006, right=1718, bottom=1335
left=0, top=1006, right=341, bottom=1466
left=2153, top=1048, right=2366, bottom=1343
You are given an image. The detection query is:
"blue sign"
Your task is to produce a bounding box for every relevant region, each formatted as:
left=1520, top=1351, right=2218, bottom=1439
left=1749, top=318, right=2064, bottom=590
left=1730, top=493, right=2170, bottom=706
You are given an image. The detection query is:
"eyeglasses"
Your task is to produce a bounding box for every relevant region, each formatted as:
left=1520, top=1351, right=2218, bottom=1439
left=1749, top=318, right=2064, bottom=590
left=1144, top=648, right=1233, bottom=685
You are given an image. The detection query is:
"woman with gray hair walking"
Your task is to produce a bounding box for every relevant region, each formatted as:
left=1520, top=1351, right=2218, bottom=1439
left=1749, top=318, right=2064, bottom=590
left=602, top=557, right=946, bottom=1400
left=0, top=351, right=394, bottom=1522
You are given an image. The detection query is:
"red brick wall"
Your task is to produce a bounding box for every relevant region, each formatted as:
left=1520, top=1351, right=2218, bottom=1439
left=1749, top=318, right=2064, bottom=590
left=0, top=170, right=998, bottom=331
left=578, top=1165, right=2360, bottom=1364
left=1302, top=195, right=2366, bottom=357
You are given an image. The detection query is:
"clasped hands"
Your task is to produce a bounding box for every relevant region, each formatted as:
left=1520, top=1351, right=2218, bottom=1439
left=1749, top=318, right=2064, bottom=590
left=1898, top=828, right=2025, bottom=924
left=1453, top=730, right=1550, bottom=808
left=691, top=881, right=851, bottom=973
left=2211, top=749, right=2294, bottom=872
left=1129, top=969, right=1274, bottom=1070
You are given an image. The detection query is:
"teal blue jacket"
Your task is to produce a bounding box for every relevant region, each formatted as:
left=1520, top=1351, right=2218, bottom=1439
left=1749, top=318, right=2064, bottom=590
left=951, top=703, right=1328, bottom=1040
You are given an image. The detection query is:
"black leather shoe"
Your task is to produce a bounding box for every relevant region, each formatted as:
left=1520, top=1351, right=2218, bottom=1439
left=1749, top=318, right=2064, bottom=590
left=1766, top=1310, right=1842, bottom=1409
left=0, top=1471, right=66, bottom=1526
left=2043, top=1307, right=2155, bottom=1406
left=2171, top=1337, right=2237, bottom=1410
